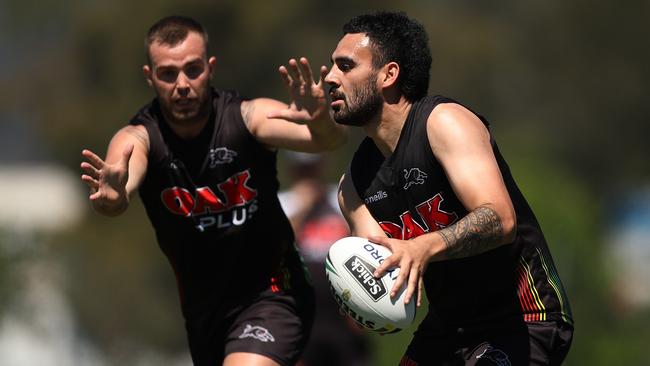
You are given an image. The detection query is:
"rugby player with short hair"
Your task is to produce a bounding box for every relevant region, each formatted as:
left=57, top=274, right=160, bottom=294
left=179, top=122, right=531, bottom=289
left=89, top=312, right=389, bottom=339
left=81, top=15, right=346, bottom=366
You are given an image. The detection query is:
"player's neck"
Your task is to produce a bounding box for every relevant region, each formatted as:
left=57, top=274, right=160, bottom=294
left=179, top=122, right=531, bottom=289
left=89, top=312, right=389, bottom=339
left=163, top=107, right=211, bottom=140
left=365, top=98, right=412, bottom=157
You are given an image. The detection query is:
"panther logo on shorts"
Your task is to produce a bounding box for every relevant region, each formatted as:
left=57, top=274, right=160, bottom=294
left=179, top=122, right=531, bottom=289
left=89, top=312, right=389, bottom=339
left=475, top=345, right=511, bottom=365
left=238, top=324, right=276, bottom=343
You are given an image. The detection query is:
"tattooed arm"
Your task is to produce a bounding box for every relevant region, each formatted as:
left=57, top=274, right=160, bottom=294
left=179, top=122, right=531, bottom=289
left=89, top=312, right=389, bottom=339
left=371, top=103, right=516, bottom=304
left=426, top=103, right=517, bottom=254
left=436, top=205, right=506, bottom=260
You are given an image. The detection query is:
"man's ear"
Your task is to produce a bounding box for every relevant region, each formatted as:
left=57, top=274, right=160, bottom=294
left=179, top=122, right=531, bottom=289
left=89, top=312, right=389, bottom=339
left=380, top=61, right=400, bottom=89
left=208, top=56, right=216, bottom=79
left=143, top=64, right=153, bottom=87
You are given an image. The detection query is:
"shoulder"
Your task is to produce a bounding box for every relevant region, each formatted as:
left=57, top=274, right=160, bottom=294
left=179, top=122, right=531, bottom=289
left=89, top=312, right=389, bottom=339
left=114, top=124, right=150, bottom=150
left=429, top=102, right=477, bottom=125
left=427, top=102, right=489, bottom=147
left=210, top=88, right=246, bottom=119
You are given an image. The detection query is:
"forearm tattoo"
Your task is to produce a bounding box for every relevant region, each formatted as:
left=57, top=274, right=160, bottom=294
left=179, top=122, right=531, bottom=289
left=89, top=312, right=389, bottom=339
left=241, top=101, right=256, bottom=129
left=437, top=206, right=504, bottom=259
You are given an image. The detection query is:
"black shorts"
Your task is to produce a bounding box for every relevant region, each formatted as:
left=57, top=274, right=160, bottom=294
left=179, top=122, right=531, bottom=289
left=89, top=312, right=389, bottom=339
left=185, top=287, right=315, bottom=366
left=399, top=320, right=573, bottom=366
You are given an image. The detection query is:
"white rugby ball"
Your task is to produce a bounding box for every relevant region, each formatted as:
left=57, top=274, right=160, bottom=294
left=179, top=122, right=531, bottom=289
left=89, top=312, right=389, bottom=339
left=325, top=236, right=416, bottom=334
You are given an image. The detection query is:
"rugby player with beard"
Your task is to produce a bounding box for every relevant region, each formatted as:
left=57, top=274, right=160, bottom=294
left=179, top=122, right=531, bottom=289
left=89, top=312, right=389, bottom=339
left=327, top=11, right=573, bottom=366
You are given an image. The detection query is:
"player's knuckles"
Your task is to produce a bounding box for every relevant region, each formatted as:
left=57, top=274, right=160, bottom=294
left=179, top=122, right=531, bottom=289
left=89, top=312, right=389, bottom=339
left=400, top=255, right=415, bottom=266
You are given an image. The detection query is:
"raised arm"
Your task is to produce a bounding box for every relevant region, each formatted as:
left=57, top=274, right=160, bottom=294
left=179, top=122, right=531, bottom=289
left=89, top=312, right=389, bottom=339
left=241, top=57, right=346, bottom=152
left=80, top=125, right=149, bottom=216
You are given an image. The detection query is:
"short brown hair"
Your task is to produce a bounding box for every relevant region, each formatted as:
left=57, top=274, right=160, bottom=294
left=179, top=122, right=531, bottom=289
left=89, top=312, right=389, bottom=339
left=145, top=15, right=209, bottom=64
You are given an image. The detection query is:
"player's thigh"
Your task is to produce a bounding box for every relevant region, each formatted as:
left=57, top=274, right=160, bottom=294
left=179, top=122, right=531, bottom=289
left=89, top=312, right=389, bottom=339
left=464, top=321, right=572, bottom=366
left=398, top=330, right=459, bottom=366
left=526, top=321, right=573, bottom=366
left=224, top=291, right=314, bottom=366
left=399, top=322, right=531, bottom=366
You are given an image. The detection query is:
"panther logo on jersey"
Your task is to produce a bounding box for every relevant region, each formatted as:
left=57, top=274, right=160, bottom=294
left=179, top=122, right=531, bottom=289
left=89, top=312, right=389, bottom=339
left=403, top=168, right=428, bottom=190
left=207, top=147, right=237, bottom=167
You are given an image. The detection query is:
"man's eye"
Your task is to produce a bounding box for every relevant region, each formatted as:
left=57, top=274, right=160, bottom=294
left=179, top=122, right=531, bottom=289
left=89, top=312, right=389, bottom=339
left=339, top=63, right=351, bottom=71
left=185, top=65, right=204, bottom=79
left=157, top=69, right=178, bottom=83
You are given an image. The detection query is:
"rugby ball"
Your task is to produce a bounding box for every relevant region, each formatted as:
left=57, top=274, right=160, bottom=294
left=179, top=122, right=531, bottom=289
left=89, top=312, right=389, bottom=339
left=325, top=236, right=416, bottom=334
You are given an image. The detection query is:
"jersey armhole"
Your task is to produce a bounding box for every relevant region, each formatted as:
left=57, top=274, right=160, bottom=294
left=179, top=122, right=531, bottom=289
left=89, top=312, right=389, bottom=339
left=349, top=138, right=381, bottom=199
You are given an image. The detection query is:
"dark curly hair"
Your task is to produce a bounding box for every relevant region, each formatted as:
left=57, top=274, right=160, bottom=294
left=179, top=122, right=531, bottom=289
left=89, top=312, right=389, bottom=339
left=343, top=11, right=431, bottom=101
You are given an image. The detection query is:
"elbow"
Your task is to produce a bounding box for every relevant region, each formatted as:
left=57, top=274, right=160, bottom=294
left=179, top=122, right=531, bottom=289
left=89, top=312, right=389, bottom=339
left=500, top=210, right=517, bottom=244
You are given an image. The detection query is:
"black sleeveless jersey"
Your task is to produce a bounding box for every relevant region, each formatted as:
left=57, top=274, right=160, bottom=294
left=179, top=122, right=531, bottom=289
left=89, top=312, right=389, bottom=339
left=129, top=89, right=308, bottom=319
left=351, top=95, right=573, bottom=332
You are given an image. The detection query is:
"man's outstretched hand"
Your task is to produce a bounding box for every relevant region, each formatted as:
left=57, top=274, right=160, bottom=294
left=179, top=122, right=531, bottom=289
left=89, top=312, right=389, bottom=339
left=267, top=57, right=329, bottom=123
left=80, top=144, right=133, bottom=214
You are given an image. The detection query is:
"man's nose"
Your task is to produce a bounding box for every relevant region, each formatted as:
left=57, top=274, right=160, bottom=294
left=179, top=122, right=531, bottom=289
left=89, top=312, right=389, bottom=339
left=176, top=73, right=190, bottom=96
left=324, top=68, right=338, bottom=86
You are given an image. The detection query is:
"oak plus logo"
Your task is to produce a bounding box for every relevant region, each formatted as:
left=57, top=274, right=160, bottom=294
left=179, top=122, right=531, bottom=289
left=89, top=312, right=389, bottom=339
left=160, top=170, right=258, bottom=231
left=343, top=256, right=387, bottom=301
left=379, top=193, right=458, bottom=240
left=207, top=147, right=237, bottom=167
left=403, top=168, right=427, bottom=190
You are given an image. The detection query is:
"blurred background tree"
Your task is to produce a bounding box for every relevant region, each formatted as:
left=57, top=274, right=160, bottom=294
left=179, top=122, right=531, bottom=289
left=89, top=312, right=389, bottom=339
left=1, top=0, right=649, bottom=365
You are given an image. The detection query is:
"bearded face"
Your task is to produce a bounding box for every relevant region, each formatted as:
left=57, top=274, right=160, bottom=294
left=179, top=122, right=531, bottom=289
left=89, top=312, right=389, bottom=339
left=329, top=73, right=382, bottom=126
